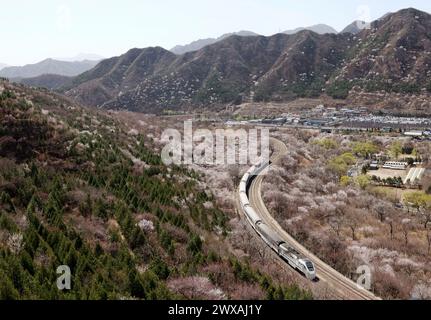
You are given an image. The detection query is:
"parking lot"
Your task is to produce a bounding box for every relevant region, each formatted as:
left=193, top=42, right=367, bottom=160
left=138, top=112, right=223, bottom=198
left=368, top=168, right=408, bottom=180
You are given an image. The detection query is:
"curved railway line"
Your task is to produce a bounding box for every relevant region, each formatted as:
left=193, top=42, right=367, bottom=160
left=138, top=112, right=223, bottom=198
left=238, top=137, right=380, bottom=300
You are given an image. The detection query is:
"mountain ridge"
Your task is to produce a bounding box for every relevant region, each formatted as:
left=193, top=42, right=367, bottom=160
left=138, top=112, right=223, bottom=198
left=54, top=8, right=431, bottom=113
left=0, top=58, right=100, bottom=79
left=340, top=20, right=369, bottom=34
left=63, top=31, right=353, bottom=111
left=18, top=74, right=73, bottom=90
left=170, top=26, right=340, bottom=55
left=54, top=53, right=105, bottom=62
left=283, top=24, right=338, bottom=35
left=170, top=31, right=260, bottom=55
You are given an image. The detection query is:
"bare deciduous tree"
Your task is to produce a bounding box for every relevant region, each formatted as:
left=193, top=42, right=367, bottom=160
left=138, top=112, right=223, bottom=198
left=328, top=216, right=343, bottom=238
left=427, top=230, right=431, bottom=255
left=375, top=204, right=388, bottom=223
left=346, top=209, right=360, bottom=241
left=402, top=219, right=412, bottom=245
left=420, top=210, right=431, bottom=230
left=228, top=165, right=241, bottom=186
left=266, top=191, right=290, bottom=218
left=386, top=217, right=395, bottom=241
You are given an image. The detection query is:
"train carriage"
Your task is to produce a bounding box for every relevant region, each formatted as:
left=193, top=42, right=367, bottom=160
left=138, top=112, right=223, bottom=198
left=239, top=181, right=247, bottom=193
left=256, top=222, right=283, bottom=250
left=244, top=206, right=261, bottom=226
left=239, top=192, right=249, bottom=209
left=248, top=165, right=256, bottom=174
left=242, top=172, right=250, bottom=184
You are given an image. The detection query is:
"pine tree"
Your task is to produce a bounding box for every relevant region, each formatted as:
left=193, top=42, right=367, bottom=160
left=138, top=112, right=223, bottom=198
left=0, top=272, right=20, bottom=300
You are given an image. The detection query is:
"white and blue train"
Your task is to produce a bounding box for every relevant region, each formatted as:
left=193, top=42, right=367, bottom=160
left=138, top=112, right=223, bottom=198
left=239, top=162, right=317, bottom=281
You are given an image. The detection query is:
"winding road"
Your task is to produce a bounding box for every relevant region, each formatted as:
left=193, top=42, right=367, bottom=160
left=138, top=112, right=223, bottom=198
left=241, top=137, right=380, bottom=300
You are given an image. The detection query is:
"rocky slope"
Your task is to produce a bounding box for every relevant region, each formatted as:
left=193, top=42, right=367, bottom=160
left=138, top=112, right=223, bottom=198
left=334, top=8, right=431, bottom=91
left=18, top=74, right=72, bottom=90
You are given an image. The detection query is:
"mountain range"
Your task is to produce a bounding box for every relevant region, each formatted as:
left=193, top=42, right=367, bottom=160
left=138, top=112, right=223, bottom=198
left=54, top=53, right=105, bottom=62
left=171, top=25, right=339, bottom=55
left=0, top=58, right=100, bottom=79
left=63, top=30, right=351, bottom=112
left=59, top=8, right=431, bottom=114
left=4, top=20, right=367, bottom=86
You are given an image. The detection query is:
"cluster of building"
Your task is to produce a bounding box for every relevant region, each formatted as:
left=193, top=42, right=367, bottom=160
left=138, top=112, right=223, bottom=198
left=367, top=160, right=426, bottom=187
left=240, top=105, right=431, bottom=137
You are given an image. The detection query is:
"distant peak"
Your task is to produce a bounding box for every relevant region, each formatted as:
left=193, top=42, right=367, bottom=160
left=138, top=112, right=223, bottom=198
left=283, top=24, right=338, bottom=35
left=54, top=53, right=104, bottom=62
left=380, top=7, right=430, bottom=21
left=399, top=7, right=426, bottom=14
left=341, top=20, right=370, bottom=34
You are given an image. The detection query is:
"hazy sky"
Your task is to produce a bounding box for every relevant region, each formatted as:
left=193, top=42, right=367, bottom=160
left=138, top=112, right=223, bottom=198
left=1, top=0, right=430, bottom=65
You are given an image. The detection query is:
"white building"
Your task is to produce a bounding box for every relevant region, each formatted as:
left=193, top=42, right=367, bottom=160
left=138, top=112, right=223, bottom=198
left=382, top=161, right=408, bottom=170
left=404, top=131, right=423, bottom=137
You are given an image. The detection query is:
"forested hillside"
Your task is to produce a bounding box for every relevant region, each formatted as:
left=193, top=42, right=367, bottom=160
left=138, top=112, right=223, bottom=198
left=0, top=80, right=311, bottom=300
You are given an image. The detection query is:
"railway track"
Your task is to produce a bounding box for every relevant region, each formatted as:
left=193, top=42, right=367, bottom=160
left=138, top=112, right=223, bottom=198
left=241, top=137, right=380, bottom=300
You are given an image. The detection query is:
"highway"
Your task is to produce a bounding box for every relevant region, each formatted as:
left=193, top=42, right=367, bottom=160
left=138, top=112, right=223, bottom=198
left=241, top=137, right=380, bottom=300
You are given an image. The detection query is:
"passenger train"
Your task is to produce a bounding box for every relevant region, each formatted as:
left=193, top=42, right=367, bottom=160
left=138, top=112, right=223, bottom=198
left=239, top=161, right=317, bottom=281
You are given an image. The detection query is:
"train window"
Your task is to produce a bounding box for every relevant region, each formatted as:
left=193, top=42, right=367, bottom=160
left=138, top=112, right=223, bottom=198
left=306, top=261, right=314, bottom=271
